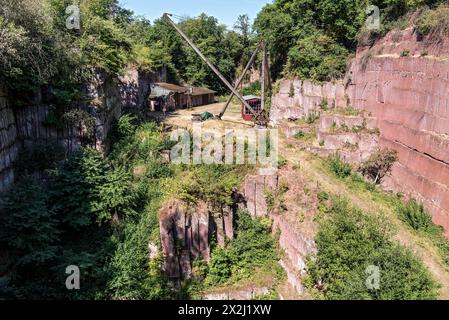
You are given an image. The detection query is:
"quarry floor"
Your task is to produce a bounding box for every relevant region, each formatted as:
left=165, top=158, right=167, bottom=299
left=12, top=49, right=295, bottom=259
left=158, top=105, right=449, bottom=300
left=151, top=102, right=254, bottom=130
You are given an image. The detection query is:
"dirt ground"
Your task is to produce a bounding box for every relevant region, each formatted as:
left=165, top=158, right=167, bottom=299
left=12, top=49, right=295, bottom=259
left=151, top=102, right=254, bottom=130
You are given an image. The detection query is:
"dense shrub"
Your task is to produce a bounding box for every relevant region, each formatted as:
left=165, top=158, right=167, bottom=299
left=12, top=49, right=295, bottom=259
left=328, top=153, right=352, bottom=178
left=397, top=199, right=434, bottom=232
left=305, top=197, right=438, bottom=300
left=204, top=211, right=280, bottom=286
left=0, top=177, right=59, bottom=267
left=358, top=149, right=398, bottom=184
left=416, top=4, right=449, bottom=40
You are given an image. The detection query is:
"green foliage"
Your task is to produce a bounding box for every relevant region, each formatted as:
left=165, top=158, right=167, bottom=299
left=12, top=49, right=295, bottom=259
left=397, top=199, right=434, bottom=232
left=416, top=4, right=449, bottom=40
left=204, top=211, right=281, bottom=286
left=242, top=81, right=262, bottom=97
left=305, top=197, right=438, bottom=300
left=320, top=99, right=329, bottom=111
left=254, top=0, right=444, bottom=81
left=400, top=49, right=411, bottom=57
left=110, top=113, right=139, bottom=142
left=294, top=131, right=305, bottom=139
left=328, top=153, right=352, bottom=178
left=15, top=142, right=66, bottom=175
left=358, top=149, right=398, bottom=184
left=0, top=177, right=59, bottom=267
left=166, top=164, right=244, bottom=207
left=254, top=0, right=364, bottom=80
left=49, top=148, right=109, bottom=229
left=286, top=30, right=350, bottom=81
left=178, top=14, right=244, bottom=94
left=96, top=168, right=136, bottom=222
left=305, top=111, right=320, bottom=124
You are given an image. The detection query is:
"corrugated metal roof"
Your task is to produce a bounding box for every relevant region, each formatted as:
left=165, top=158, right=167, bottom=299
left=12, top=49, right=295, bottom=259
left=243, top=95, right=261, bottom=100
left=155, top=82, right=189, bottom=93
left=149, top=83, right=216, bottom=98
left=189, top=86, right=216, bottom=96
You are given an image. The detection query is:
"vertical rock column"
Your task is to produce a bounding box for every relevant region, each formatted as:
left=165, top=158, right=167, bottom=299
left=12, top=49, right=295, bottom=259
left=244, top=174, right=279, bottom=217
left=0, top=85, right=19, bottom=192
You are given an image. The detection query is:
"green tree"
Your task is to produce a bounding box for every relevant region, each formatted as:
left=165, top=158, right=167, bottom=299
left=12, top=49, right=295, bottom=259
left=49, top=148, right=108, bottom=229
left=0, top=177, right=59, bottom=267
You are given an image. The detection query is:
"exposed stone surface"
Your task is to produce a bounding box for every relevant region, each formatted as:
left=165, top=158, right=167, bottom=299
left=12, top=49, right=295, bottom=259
left=119, top=66, right=165, bottom=111
left=316, top=131, right=379, bottom=163
left=320, top=114, right=377, bottom=132
left=159, top=199, right=234, bottom=280
left=0, top=66, right=165, bottom=191
left=0, top=85, right=18, bottom=192
left=270, top=79, right=348, bottom=124
left=271, top=27, right=449, bottom=235
left=243, top=174, right=279, bottom=217
left=243, top=171, right=317, bottom=296
left=348, top=28, right=449, bottom=235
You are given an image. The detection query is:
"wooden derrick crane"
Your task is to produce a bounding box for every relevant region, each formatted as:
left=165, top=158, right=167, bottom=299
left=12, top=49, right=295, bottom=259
left=163, top=13, right=271, bottom=126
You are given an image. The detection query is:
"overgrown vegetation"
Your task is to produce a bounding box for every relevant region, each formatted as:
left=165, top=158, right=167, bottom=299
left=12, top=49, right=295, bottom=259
left=328, top=153, right=352, bottom=178
left=320, top=153, right=449, bottom=269
left=181, top=210, right=284, bottom=298
left=416, top=3, right=449, bottom=41
left=358, top=149, right=398, bottom=184
left=254, top=0, right=447, bottom=82
left=305, top=196, right=439, bottom=299
left=0, top=111, right=261, bottom=299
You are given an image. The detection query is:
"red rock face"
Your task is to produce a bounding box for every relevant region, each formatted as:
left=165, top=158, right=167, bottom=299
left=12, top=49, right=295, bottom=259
left=159, top=199, right=234, bottom=280
left=270, top=28, right=449, bottom=235
left=349, top=28, right=449, bottom=235
left=244, top=174, right=279, bottom=217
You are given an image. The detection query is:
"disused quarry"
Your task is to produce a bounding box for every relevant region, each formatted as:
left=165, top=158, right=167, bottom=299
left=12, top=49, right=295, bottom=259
left=2, top=1, right=449, bottom=301
left=154, top=101, right=449, bottom=299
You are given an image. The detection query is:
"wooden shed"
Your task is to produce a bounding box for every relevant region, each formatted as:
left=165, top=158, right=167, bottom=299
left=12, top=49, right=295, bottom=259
left=149, top=82, right=189, bottom=110
left=187, top=87, right=216, bottom=107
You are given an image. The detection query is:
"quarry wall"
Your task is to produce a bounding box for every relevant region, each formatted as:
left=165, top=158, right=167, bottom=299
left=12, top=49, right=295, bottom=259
left=270, top=27, right=449, bottom=234
left=0, top=66, right=164, bottom=192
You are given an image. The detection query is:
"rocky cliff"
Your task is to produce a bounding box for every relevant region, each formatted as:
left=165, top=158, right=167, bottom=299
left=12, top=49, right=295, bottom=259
left=270, top=27, right=449, bottom=234
left=0, top=66, right=164, bottom=191
left=159, top=200, right=234, bottom=280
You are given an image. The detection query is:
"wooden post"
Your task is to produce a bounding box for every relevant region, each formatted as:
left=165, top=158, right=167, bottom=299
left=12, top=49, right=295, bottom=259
left=218, top=43, right=261, bottom=119
left=261, top=41, right=266, bottom=114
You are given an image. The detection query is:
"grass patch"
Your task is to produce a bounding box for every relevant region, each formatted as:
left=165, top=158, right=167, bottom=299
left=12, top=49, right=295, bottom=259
left=328, top=153, right=352, bottom=178
left=329, top=106, right=361, bottom=117
left=293, top=130, right=317, bottom=143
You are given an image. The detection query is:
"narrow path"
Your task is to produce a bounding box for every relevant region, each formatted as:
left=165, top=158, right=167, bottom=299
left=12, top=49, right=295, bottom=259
left=279, top=137, right=449, bottom=299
